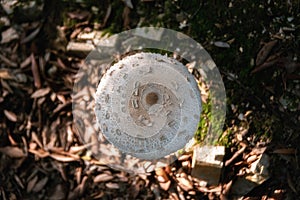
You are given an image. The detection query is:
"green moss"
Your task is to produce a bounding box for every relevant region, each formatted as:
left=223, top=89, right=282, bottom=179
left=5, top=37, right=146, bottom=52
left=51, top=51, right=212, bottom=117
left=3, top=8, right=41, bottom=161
left=194, top=93, right=212, bottom=144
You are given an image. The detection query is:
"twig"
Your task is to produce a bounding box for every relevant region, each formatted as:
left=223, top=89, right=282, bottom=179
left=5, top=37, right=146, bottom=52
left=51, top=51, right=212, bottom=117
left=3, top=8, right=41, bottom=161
left=225, top=142, right=247, bottom=167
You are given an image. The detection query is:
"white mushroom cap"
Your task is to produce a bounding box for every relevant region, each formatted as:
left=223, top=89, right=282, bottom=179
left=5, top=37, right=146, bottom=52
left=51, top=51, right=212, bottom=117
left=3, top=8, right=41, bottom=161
left=95, top=52, right=201, bottom=160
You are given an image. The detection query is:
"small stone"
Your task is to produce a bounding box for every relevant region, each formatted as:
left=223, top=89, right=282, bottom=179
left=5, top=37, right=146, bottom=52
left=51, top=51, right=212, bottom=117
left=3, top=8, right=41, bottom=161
left=191, top=145, right=225, bottom=186
left=231, top=153, right=270, bottom=197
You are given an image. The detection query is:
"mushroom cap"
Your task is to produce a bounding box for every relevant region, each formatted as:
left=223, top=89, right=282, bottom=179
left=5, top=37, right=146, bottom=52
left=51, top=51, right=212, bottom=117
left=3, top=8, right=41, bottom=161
left=95, top=52, right=201, bottom=160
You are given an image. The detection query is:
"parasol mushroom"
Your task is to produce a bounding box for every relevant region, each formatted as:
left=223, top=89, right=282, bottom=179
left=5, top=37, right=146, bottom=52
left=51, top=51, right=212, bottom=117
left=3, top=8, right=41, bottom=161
left=95, top=52, right=202, bottom=160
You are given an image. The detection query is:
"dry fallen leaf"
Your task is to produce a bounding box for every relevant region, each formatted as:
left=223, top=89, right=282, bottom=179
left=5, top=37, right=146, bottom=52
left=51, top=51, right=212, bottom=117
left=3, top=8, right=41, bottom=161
left=0, top=53, right=17, bottom=67
left=21, top=26, right=41, bottom=44
left=31, top=87, right=51, bottom=98
left=67, top=10, right=90, bottom=20
left=49, top=183, right=67, bottom=200
left=0, top=69, right=13, bottom=79
left=105, top=182, right=119, bottom=189
left=0, top=146, right=25, bottom=158
left=32, top=177, right=48, bottom=193
left=49, top=153, right=80, bottom=162
left=27, top=176, right=39, bottom=193
left=1, top=27, right=19, bottom=44
left=94, top=173, right=114, bottom=183
left=177, top=177, right=194, bottom=191
left=155, top=168, right=169, bottom=182
left=20, top=55, right=32, bottom=68
left=273, top=148, right=296, bottom=154
left=256, top=40, right=278, bottom=66
left=30, top=53, right=41, bottom=88
left=178, top=154, right=191, bottom=161
left=214, top=41, right=230, bottom=48
left=159, top=180, right=171, bottom=191
left=4, top=110, right=17, bottom=122
left=122, top=6, right=131, bottom=29
left=123, top=0, right=134, bottom=8
left=102, top=4, right=112, bottom=28
left=28, top=148, right=50, bottom=158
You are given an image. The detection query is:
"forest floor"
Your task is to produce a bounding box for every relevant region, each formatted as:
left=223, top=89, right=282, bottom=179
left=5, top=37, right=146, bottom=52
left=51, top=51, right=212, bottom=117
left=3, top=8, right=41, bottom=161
left=0, top=1, right=299, bottom=199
